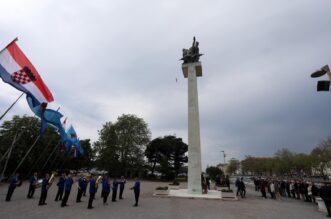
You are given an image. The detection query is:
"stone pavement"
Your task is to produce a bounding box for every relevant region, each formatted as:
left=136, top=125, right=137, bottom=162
left=0, top=180, right=326, bottom=219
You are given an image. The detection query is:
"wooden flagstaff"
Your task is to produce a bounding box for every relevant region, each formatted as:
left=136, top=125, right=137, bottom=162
left=0, top=132, right=18, bottom=181
left=0, top=92, right=24, bottom=121
left=0, top=37, right=18, bottom=54
left=11, top=136, right=40, bottom=176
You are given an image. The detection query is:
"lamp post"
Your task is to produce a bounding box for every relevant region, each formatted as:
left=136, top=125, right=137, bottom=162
left=221, top=150, right=226, bottom=164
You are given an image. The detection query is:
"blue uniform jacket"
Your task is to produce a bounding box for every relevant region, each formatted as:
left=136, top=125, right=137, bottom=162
left=64, top=178, right=73, bottom=192
left=89, top=179, right=96, bottom=193
left=112, top=181, right=118, bottom=190
left=57, top=176, right=65, bottom=188
left=78, top=178, right=86, bottom=190
left=9, top=176, right=18, bottom=189
left=133, top=181, right=140, bottom=192
left=29, top=176, right=37, bottom=185
left=41, top=179, right=49, bottom=192
left=119, top=180, right=126, bottom=189
left=102, top=180, right=111, bottom=193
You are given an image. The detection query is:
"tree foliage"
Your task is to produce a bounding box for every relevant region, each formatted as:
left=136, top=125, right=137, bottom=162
left=0, top=115, right=94, bottom=179
left=226, top=158, right=240, bottom=175
left=145, top=135, right=188, bottom=179
left=206, top=166, right=223, bottom=181
left=94, top=114, right=151, bottom=177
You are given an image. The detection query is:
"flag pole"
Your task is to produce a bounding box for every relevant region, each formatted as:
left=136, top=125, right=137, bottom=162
left=0, top=92, right=24, bottom=121
left=11, top=136, right=40, bottom=176
left=0, top=37, right=18, bottom=54
left=0, top=132, right=18, bottom=181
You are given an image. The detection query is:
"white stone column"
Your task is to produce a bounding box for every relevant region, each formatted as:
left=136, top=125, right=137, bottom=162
left=182, top=62, right=202, bottom=194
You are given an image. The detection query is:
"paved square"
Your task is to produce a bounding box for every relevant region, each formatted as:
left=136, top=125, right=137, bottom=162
left=0, top=180, right=326, bottom=219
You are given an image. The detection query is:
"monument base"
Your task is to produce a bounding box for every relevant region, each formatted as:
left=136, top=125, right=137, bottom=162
left=157, top=189, right=222, bottom=200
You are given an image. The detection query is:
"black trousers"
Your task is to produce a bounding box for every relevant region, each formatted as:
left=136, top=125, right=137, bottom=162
left=134, top=190, right=140, bottom=205
left=27, top=185, right=36, bottom=198
left=39, top=190, right=48, bottom=205
left=119, top=187, right=124, bottom=199
left=6, top=186, right=16, bottom=201
left=83, top=186, right=87, bottom=196
left=261, top=191, right=267, bottom=198
left=61, top=191, right=70, bottom=207
left=324, top=200, right=331, bottom=216
left=76, top=188, right=83, bottom=202
left=88, top=192, right=95, bottom=208
left=103, top=192, right=110, bottom=203
left=55, top=187, right=64, bottom=201
left=112, top=189, right=117, bottom=201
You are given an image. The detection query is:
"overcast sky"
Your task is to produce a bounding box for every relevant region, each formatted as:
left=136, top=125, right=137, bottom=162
left=1, top=0, right=331, bottom=168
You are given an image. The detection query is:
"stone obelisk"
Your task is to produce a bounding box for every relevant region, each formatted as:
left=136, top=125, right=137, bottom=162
left=181, top=38, right=203, bottom=194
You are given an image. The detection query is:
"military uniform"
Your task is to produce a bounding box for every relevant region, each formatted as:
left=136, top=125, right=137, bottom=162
left=27, top=174, right=37, bottom=199
left=39, top=177, right=49, bottom=205
left=6, top=175, right=19, bottom=201
left=88, top=178, right=96, bottom=209
left=61, top=176, right=73, bottom=207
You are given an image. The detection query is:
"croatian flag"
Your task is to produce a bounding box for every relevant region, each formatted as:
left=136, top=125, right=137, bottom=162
left=0, top=39, right=53, bottom=104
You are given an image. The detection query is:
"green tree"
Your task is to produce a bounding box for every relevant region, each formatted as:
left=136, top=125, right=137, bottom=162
left=226, top=158, right=240, bottom=175
left=94, top=114, right=151, bottom=177
left=145, top=135, right=188, bottom=179
left=0, top=115, right=60, bottom=178
left=206, top=166, right=223, bottom=181
left=311, top=137, right=331, bottom=177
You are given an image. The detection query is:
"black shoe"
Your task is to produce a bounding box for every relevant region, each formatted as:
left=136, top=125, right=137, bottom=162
left=112, top=200, right=116, bottom=202
left=87, top=206, right=94, bottom=209
left=55, top=199, right=58, bottom=202
left=76, top=201, right=82, bottom=203
left=133, top=204, right=138, bottom=207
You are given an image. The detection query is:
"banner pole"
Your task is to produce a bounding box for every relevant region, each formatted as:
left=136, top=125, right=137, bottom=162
left=0, top=92, right=24, bottom=121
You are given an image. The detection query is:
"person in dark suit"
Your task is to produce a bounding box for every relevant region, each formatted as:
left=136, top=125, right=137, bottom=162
left=55, top=173, right=66, bottom=201
left=87, top=175, right=97, bottom=209
left=118, top=176, right=126, bottom=199
left=112, top=177, right=118, bottom=202
left=130, top=177, right=140, bottom=207
left=6, top=173, right=20, bottom=201
left=61, top=174, right=73, bottom=207
left=76, top=175, right=85, bottom=203
left=38, top=173, right=50, bottom=206
left=102, top=176, right=111, bottom=205
left=27, top=172, right=38, bottom=199
left=320, top=185, right=331, bottom=217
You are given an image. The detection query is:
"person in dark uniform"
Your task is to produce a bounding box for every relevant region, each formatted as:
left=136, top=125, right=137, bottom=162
left=102, top=176, right=111, bottom=205
left=88, top=175, right=97, bottom=209
left=130, top=177, right=140, bottom=207
left=119, top=176, right=126, bottom=199
left=39, top=173, right=50, bottom=206
left=101, top=175, right=106, bottom=198
left=27, top=172, right=38, bottom=199
left=320, top=184, right=331, bottom=217
left=6, top=172, right=20, bottom=201
left=112, top=177, right=118, bottom=202
left=82, top=176, right=88, bottom=196
left=55, top=173, right=66, bottom=201
left=61, top=174, right=74, bottom=207
left=76, top=175, right=85, bottom=203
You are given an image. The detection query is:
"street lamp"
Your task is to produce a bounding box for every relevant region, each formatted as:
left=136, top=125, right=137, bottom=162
left=221, top=150, right=226, bottom=164
left=311, top=65, right=331, bottom=91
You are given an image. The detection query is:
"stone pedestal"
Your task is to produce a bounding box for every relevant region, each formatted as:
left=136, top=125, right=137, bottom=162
left=182, top=62, right=202, bottom=194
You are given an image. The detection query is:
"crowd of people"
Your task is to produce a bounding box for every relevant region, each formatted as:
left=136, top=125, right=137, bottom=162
left=252, top=177, right=331, bottom=217
left=4, top=171, right=141, bottom=209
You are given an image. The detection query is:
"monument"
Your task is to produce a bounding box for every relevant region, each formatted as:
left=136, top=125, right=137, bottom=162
left=181, top=37, right=203, bottom=194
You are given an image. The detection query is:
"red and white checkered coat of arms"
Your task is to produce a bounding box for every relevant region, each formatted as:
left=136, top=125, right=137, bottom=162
left=11, top=67, right=35, bottom=84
